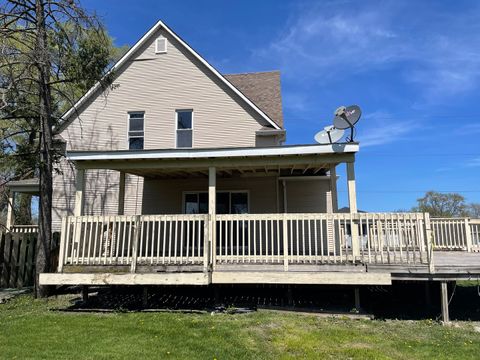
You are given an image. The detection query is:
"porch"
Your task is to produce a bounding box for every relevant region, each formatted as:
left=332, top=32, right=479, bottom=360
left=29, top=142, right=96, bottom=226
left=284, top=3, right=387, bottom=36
left=38, top=212, right=480, bottom=286
left=28, top=143, right=480, bottom=287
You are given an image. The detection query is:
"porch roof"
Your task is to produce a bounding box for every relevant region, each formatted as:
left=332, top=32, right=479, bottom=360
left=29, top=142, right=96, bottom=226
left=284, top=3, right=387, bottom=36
left=6, top=178, right=40, bottom=195
left=68, top=143, right=359, bottom=178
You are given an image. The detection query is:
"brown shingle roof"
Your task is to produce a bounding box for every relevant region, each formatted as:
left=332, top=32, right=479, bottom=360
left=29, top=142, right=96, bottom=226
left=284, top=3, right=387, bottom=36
left=224, top=71, right=284, bottom=129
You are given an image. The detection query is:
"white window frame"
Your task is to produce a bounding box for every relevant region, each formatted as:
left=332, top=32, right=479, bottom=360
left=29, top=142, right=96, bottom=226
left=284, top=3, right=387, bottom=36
left=182, top=190, right=250, bottom=214
left=155, top=36, right=167, bottom=54
left=127, top=111, right=145, bottom=150
left=175, top=109, right=194, bottom=148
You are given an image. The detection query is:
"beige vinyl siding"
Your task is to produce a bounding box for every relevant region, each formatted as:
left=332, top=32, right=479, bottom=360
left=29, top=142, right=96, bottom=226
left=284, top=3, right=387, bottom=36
left=60, top=27, right=270, bottom=152
left=52, top=159, right=76, bottom=231
left=142, top=177, right=278, bottom=214
left=285, top=180, right=330, bottom=213
left=54, top=26, right=275, bottom=224
left=52, top=161, right=143, bottom=231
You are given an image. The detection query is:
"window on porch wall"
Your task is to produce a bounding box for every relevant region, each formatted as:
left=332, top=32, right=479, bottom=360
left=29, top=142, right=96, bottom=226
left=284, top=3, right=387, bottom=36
left=184, top=191, right=248, bottom=214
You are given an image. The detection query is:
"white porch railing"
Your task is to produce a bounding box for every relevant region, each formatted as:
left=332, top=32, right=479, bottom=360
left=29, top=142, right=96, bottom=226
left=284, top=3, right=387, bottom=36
left=9, top=225, right=39, bottom=233
left=58, top=214, right=209, bottom=271
left=431, top=218, right=480, bottom=252
left=57, top=212, right=434, bottom=272
left=216, top=213, right=430, bottom=266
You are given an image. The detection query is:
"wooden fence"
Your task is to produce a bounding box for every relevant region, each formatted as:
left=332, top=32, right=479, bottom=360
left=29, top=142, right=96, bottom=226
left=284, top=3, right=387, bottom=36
left=0, top=226, right=38, bottom=288
left=431, top=218, right=480, bottom=252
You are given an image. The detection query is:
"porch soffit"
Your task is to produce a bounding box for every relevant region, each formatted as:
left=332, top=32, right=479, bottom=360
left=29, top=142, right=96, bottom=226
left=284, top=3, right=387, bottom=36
left=69, top=143, right=358, bottom=178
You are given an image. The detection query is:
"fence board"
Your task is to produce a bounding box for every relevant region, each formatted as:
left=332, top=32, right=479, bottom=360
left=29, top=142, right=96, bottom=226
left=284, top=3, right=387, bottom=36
left=0, top=230, right=37, bottom=288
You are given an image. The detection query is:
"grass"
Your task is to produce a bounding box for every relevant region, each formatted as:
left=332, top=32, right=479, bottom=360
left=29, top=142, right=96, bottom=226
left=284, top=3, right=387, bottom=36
left=1, top=294, right=479, bottom=359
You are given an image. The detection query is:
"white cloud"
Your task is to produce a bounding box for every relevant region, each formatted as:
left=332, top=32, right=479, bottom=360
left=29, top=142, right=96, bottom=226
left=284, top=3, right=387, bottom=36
left=356, top=111, right=419, bottom=147
left=465, top=157, right=480, bottom=168
left=254, top=1, right=480, bottom=99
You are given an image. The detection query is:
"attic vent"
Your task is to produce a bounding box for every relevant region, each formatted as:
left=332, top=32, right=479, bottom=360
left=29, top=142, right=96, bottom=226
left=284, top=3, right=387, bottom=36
left=155, top=37, right=167, bottom=54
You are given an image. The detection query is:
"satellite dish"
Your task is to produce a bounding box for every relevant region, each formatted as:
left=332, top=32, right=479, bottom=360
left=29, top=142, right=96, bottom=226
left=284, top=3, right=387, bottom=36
left=314, top=125, right=345, bottom=144
left=333, top=104, right=362, bottom=142
left=333, top=105, right=362, bottom=129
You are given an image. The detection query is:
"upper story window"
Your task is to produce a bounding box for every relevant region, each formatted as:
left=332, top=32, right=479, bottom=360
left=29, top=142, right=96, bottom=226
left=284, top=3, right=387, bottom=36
left=128, top=112, right=144, bottom=150
left=176, top=110, right=193, bottom=148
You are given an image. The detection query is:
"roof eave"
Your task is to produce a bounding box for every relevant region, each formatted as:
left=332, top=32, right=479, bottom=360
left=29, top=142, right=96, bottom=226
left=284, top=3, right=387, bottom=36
left=67, top=143, right=359, bottom=162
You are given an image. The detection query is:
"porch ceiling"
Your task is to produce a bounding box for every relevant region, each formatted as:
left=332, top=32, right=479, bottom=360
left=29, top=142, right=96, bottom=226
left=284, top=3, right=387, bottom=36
left=68, top=143, right=358, bottom=179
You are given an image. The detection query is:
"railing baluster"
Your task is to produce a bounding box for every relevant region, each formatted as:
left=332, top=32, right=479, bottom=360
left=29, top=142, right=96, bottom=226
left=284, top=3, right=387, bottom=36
left=253, top=219, right=257, bottom=263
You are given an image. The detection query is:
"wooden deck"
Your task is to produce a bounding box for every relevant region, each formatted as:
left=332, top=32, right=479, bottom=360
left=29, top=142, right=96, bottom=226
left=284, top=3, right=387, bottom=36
left=40, top=251, right=480, bottom=287
left=39, top=213, right=480, bottom=287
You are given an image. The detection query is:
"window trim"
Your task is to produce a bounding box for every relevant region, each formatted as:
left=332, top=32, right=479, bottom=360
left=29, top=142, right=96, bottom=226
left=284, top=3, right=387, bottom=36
left=155, top=36, right=167, bottom=54
left=182, top=190, right=250, bottom=214
left=175, top=109, right=194, bottom=148
left=127, top=111, right=145, bottom=150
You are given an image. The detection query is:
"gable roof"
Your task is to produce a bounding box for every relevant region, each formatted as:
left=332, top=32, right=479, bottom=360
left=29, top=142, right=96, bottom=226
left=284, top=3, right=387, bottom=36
left=59, top=20, right=281, bottom=132
left=224, top=71, right=284, bottom=128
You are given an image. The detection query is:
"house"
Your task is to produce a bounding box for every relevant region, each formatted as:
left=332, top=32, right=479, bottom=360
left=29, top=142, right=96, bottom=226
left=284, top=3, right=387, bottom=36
left=49, top=22, right=345, bottom=232
left=3, top=20, right=473, bottom=320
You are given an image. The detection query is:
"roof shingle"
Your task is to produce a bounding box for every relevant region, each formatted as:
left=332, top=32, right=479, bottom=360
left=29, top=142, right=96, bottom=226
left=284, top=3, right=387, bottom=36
left=224, top=71, right=284, bottom=129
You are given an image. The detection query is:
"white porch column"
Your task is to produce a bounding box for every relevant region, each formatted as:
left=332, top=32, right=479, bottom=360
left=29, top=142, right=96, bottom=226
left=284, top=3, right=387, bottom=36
left=346, top=161, right=360, bottom=258
left=329, top=165, right=338, bottom=213
left=346, top=162, right=357, bottom=213
left=209, top=167, right=216, bottom=269
left=118, top=171, right=126, bottom=215
left=74, top=168, right=85, bottom=216
left=6, top=191, right=15, bottom=230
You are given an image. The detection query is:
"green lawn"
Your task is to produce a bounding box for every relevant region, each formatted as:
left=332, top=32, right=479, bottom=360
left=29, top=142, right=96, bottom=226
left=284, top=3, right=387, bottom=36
left=1, top=294, right=479, bottom=359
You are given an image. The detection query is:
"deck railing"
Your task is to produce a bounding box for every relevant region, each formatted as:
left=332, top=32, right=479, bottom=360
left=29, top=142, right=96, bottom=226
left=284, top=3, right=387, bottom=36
left=216, top=213, right=430, bottom=267
left=10, top=225, right=39, bottom=234
left=58, top=214, right=208, bottom=271
left=57, top=212, right=434, bottom=272
left=431, top=218, right=480, bottom=252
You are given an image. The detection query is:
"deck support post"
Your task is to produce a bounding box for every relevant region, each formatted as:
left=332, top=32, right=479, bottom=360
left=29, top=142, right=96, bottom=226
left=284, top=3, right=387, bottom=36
left=118, top=171, right=126, bottom=215
left=74, top=168, right=85, bottom=216
left=354, top=287, right=361, bottom=312
left=282, top=180, right=287, bottom=213
left=425, top=281, right=432, bottom=309
left=142, top=286, right=148, bottom=308
left=214, top=286, right=221, bottom=306
left=6, top=191, right=14, bottom=231
left=209, top=167, right=216, bottom=269
left=440, top=281, right=450, bottom=324
left=286, top=285, right=293, bottom=306
left=82, top=286, right=89, bottom=302
left=346, top=161, right=360, bottom=258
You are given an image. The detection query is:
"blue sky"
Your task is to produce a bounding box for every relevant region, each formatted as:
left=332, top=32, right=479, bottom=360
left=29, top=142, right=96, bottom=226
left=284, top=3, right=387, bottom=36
left=82, top=0, right=480, bottom=211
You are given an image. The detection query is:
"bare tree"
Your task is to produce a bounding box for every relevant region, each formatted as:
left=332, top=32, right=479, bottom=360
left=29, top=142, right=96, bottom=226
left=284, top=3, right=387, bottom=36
left=1, top=0, right=113, bottom=297
left=413, top=191, right=468, bottom=218
left=467, top=203, right=480, bottom=218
